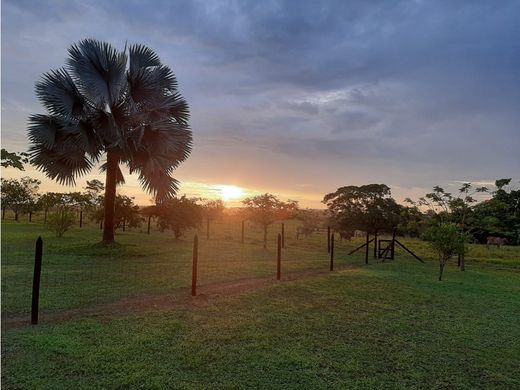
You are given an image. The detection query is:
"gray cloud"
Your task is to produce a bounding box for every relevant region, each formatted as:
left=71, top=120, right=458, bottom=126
left=1, top=0, right=519, bottom=205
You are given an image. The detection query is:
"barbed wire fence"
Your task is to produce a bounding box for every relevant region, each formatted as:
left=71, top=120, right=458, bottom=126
left=2, top=221, right=371, bottom=324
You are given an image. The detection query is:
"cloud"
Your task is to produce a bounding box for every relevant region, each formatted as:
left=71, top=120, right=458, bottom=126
left=1, top=0, right=519, bottom=206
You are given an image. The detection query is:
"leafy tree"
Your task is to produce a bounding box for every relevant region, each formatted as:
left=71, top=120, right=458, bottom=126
left=1, top=149, right=29, bottom=170
left=469, top=179, right=520, bottom=245
left=85, top=179, right=105, bottom=196
left=408, top=183, right=488, bottom=270
left=201, top=199, right=225, bottom=239
left=153, top=196, right=202, bottom=239
left=37, top=192, right=63, bottom=223
left=27, top=39, right=192, bottom=243
left=0, top=177, right=40, bottom=221
left=296, top=209, right=322, bottom=232
left=424, top=223, right=467, bottom=281
left=323, top=184, right=401, bottom=234
left=242, top=194, right=298, bottom=248
left=47, top=207, right=76, bottom=237
left=92, top=195, right=142, bottom=230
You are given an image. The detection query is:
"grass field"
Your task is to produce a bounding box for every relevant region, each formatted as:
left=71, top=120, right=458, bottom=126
left=2, top=217, right=520, bottom=389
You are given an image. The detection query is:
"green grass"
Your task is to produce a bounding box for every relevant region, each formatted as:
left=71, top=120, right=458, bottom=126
left=2, top=218, right=520, bottom=389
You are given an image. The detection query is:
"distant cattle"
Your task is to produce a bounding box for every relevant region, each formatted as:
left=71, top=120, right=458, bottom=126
left=486, top=236, right=507, bottom=248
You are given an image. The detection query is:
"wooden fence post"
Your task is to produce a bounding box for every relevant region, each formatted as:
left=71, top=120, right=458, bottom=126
left=327, top=226, right=331, bottom=253
left=191, top=235, right=198, bottom=296
left=241, top=220, right=244, bottom=244
left=281, top=223, right=285, bottom=249
left=29, top=212, right=33, bottom=223
left=147, top=216, right=151, bottom=235
left=391, top=228, right=396, bottom=260
left=277, top=233, right=281, bottom=280
left=31, top=237, right=43, bottom=325
left=122, top=218, right=126, bottom=232
left=373, top=230, right=378, bottom=258
left=365, top=231, right=369, bottom=265
left=330, top=233, right=335, bottom=271
left=79, top=211, right=83, bottom=228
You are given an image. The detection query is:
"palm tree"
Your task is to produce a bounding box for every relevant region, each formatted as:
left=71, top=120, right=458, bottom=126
left=28, top=39, right=192, bottom=243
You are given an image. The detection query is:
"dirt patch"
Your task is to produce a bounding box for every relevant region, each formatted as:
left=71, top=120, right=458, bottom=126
left=1, top=265, right=358, bottom=330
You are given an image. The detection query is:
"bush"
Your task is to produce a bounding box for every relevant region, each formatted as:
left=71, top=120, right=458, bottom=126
left=47, top=208, right=76, bottom=237
left=424, top=223, right=467, bottom=281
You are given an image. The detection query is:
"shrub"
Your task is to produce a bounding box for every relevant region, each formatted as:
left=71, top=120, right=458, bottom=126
left=47, top=208, right=76, bottom=237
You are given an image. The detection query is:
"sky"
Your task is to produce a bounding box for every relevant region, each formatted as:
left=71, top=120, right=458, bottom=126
left=2, top=0, right=519, bottom=208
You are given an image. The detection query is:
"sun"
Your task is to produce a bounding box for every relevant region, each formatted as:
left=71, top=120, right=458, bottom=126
left=218, top=185, right=244, bottom=201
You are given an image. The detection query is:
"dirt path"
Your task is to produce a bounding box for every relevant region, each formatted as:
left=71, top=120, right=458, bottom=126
left=2, top=265, right=358, bottom=330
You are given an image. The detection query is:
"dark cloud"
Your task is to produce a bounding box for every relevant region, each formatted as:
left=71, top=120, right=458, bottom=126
left=1, top=0, right=519, bottom=204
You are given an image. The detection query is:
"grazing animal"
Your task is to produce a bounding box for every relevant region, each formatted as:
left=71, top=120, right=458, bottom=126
left=486, top=236, right=507, bottom=248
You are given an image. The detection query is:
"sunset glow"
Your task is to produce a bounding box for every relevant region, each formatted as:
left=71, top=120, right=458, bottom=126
left=216, top=185, right=244, bottom=201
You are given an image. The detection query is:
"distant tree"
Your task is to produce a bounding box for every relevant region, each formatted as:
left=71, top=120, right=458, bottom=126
left=85, top=179, right=105, bottom=196
left=469, top=179, right=520, bottom=245
left=323, top=184, right=401, bottom=235
left=408, top=183, right=488, bottom=270
left=92, top=195, right=143, bottom=230
left=424, top=223, right=467, bottom=281
left=153, top=196, right=202, bottom=239
left=296, top=209, right=322, bottom=232
left=37, top=192, right=64, bottom=223
left=0, top=177, right=40, bottom=221
left=27, top=39, right=192, bottom=243
left=242, top=194, right=298, bottom=248
left=201, top=199, right=225, bottom=240
left=1, top=149, right=29, bottom=170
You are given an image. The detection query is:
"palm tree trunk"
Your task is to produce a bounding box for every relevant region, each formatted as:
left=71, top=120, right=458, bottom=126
left=102, top=151, right=118, bottom=242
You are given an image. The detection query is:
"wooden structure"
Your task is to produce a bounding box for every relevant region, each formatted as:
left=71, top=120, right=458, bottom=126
left=348, top=229, right=424, bottom=264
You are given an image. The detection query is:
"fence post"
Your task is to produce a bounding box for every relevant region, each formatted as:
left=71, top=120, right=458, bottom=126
left=391, top=228, right=396, bottom=260
left=277, top=233, right=281, bottom=280
left=365, top=232, right=369, bottom=265
left=281, top=223, right=285, bottom=249
left=147, top=216, right=151, bottom=235
left=79, top=211, right=83, bottom=228
left=241, top=220, right=244, bottom=244
left=29, top=212, right=33, bottom=223
left=191, top=235, right=198, bottom=296
left=122, top=218, right=126, bottom=232
left=330, top=233, right=335, bottom=271
left=373, top=230, right=378, bottom=258
left=31, top=237, right=43, bottom=325
left=327, top=226, right=331, bottom=253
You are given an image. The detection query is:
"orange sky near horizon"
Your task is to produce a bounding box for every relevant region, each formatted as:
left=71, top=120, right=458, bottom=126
left=0, top=164, right=330, bottom=209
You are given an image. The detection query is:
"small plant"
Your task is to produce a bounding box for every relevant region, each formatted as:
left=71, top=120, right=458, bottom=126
left=424, top=223, right=466, bottom=281
left=47, top=208, right=76, bottom=237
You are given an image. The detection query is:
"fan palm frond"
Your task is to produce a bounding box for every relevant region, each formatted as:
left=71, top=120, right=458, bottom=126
left=67, top=39, right=127, bottom=107
left=128, top=44, right=161, bottom=75
left=35, top=68, right=87, bottom=119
